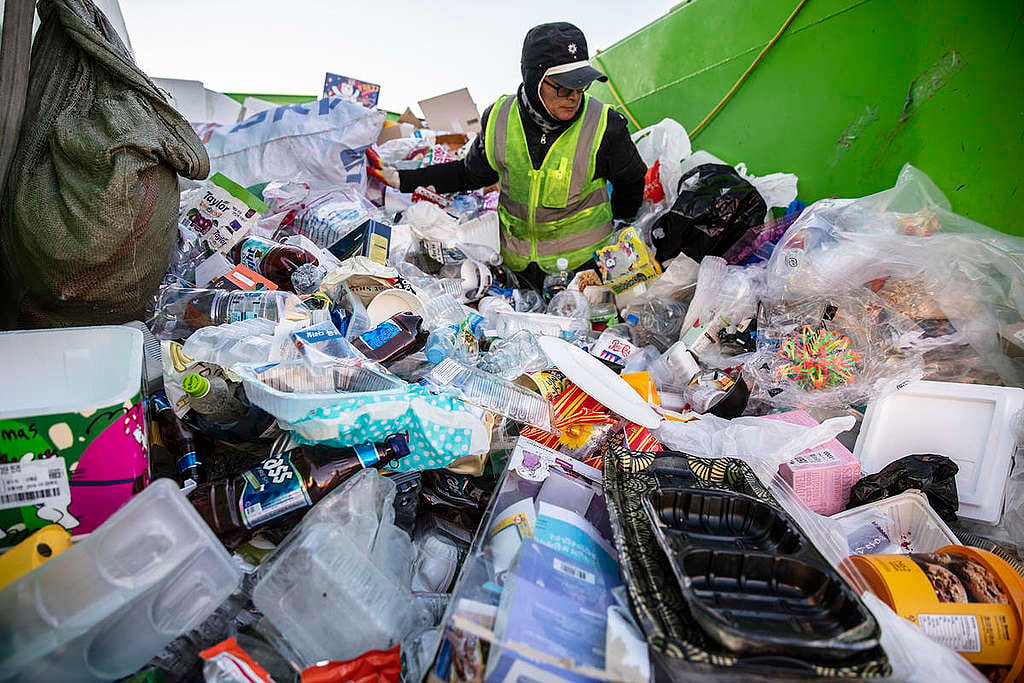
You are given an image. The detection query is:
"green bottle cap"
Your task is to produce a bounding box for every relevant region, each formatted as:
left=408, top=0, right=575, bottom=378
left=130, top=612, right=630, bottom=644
left=181, top=374, right=210, bottom=398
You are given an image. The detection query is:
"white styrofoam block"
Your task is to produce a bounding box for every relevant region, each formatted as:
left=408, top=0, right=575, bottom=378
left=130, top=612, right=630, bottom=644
left=854, top=380, right=1024, bottom=523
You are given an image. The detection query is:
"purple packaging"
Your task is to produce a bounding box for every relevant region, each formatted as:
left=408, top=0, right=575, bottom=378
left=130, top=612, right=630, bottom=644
left=764, top=410, right=860, bottom=516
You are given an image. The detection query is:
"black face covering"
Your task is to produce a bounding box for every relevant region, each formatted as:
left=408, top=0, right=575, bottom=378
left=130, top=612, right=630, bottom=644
left=517, top=65, right=583, bottom=137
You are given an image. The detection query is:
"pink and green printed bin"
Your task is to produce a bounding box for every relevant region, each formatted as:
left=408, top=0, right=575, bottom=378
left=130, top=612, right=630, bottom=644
left=0, top=325, right=148, bottom=550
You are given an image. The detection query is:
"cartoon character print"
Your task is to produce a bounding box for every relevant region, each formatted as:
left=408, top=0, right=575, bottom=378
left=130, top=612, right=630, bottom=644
left=67, top=402, right=149, bottom=534
left=599, top=240, right=638, bottom=282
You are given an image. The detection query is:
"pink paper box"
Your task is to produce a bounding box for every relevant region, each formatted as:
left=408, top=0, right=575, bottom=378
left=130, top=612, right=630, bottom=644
left=763, top=410, right=860, bottom=516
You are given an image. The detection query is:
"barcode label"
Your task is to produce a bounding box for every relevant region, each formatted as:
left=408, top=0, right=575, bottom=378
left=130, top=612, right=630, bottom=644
left=552, top=557, right=595, bottom=585
left=0, top=459, right=71, bottom=512
left=1, top=487, right=61, bottom=505
left=791, top=448, right=839, bottom=466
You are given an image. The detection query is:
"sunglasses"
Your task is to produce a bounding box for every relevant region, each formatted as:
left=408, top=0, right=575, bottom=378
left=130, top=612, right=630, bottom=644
left=542, top=79, right=588, bottom=99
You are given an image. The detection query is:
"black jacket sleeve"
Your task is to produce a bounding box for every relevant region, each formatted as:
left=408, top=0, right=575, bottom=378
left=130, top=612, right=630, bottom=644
left=398, top=105, right=499, bottom=194
left=595, top=110, right=646, bottom=222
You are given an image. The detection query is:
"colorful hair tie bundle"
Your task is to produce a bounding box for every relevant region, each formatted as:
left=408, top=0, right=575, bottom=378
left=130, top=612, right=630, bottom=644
left=776, top=325, right=859, bottom=391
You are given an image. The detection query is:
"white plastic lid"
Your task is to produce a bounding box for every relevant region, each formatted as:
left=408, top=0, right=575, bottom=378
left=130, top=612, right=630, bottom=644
left=556, top=257, right=569, bottom=270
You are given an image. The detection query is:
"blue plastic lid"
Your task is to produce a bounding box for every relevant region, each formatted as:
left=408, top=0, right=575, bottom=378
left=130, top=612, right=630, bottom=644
left=626, top=314, right=639, bottom=325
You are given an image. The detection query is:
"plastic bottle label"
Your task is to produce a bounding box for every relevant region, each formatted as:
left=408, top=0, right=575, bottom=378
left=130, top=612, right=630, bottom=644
left=352, top=443, right=381, bottom=468
left=358, top=321, right=401, bottom=350
left=175, top=451, right=200, bottom=473
left=237, top=237, right=271, bottom=271
left=238, top=452, right=311, bottom=528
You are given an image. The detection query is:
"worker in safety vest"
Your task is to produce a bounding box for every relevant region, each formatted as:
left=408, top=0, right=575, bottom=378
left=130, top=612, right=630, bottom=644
left=376, top=22, right=646, bottom=290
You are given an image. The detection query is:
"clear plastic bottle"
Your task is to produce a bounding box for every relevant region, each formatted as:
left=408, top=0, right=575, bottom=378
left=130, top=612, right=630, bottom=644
left=541, top=257, right=571, bottom=302
left=182, top=373, right=248, bottom=423
left=625, top=300, right=688, bottom=350
left=151, top=287, right=311, bottom=340
left=545, top=289, right=591, bottom=321
left=636, top=300, right=688, bottom=337
left=477, top=330, right=548, bottom=380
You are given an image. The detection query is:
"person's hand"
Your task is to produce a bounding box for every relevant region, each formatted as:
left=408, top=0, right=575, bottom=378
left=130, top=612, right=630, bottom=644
left=366, top=148, right=400, bottom=189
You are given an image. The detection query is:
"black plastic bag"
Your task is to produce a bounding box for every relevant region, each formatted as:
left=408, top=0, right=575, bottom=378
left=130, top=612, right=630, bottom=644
left=848, top=454, right=960, bottom=522
left=650, top=163, right=767, bottom=263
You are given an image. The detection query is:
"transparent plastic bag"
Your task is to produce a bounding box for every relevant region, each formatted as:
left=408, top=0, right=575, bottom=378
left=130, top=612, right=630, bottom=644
left=630, top=118, right=692, bottom=206
left=747, top=292, right=925, bottom=409
left=765, top=164, right=1024, bottom=388
left=204, top=97, right=384, bottom=189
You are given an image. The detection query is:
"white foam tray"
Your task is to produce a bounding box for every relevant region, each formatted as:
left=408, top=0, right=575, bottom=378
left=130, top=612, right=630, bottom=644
left=854, top=380, right=1024, bottom=524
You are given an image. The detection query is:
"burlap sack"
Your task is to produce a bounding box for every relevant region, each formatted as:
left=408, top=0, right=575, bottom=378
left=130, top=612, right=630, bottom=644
left=1, top=0, right=209, bottom=328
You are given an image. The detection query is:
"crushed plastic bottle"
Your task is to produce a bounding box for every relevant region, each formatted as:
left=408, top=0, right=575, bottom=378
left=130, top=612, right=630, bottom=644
left=182, top=374, right=248, bottom=423
left=181, top=317, right=279, bottom=369
left=477, top=330, right=548, bottom=380
left=625, top=300, right=688, bottom=350
left=545, top=289, right=591, bottom=321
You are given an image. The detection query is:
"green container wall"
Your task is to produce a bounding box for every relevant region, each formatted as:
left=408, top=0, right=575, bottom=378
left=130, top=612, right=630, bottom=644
left=588, top=0, right=1024, bottom=235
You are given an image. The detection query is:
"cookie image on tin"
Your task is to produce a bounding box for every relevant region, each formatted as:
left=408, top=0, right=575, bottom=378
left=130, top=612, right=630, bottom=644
left=926, top=553, right=1009, bottom=604
left=913, top=558, right=968, bottom=603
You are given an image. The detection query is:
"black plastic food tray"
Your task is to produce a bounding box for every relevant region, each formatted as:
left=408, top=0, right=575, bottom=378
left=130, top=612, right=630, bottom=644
left=644, top=486, right=880, bottom=661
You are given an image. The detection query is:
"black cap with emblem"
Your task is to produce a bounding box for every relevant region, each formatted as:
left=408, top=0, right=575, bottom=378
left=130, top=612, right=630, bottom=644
left=521, top=22, right=608, bottom=90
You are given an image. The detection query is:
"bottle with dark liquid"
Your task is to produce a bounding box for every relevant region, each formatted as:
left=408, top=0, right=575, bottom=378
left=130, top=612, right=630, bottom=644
left=188, top=435, right=410, bottom=548
left=151, top=393, right=206, bottom=484
left=230, top=236, right=321, bottom=293
left=352, top=311, right=428, bottom=364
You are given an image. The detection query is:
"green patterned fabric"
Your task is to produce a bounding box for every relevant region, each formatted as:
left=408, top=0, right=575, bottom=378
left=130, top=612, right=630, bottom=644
left=601, top=440, right=892, bottom=678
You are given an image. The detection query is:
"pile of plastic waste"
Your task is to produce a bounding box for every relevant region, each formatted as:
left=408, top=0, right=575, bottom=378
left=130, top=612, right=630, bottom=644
left=3, top=99, right=1024, bottom=683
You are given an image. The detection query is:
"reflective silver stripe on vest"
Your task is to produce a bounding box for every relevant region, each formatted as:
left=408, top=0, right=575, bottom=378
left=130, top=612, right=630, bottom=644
left=535, top=221, right=614, bottom=257
left=534, top=185, right=608, bottom=223
left=500, top=229, right=531, bottom=256
left=491, top=97, right=515, bottom=195
left=569, top=101, right=605, bottom=198
left=499, top=191, right=530, bottom=221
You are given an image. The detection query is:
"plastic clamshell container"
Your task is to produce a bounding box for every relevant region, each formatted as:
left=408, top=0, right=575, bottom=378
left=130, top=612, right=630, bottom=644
left=253, top=471, right=420, bottom=665
left=0, top=479, right=241, bottom=682
left=831, top=490, right=958, bottom=555
left=854, top=380, right=1024, bottom=523
left=234, top=360, right=408, bottom=423
left=644, top=487, right=880, bottom=661
left=0, top=326, right=148, bottom=549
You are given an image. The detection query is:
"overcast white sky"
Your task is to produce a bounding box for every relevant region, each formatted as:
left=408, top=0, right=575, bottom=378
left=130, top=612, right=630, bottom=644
left=119, top=0, right=673, bottom=115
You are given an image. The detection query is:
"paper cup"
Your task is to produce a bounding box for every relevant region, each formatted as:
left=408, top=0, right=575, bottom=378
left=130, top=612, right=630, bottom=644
left=366, top=288, right=423, bottom=327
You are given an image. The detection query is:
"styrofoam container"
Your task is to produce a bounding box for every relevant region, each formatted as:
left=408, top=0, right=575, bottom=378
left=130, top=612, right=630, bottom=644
left=831, top=490, right=958, bottom=555
left=0, top=326, right=148, bottom=549
left=854, top=380, right=1024, bottom=523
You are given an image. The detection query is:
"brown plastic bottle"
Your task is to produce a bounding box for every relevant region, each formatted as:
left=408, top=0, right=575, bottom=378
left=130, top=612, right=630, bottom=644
left=351, top=311, right=428, bottom=364
left=188, top=436, right=410, bottom=549
left=230, top=236, right=320, bottom=292
left=151, top=393, right=206, bottom=484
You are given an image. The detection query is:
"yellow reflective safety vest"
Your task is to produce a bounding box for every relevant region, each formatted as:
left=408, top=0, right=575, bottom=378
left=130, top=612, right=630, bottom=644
left=484, top=94, right=613, bottom=272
